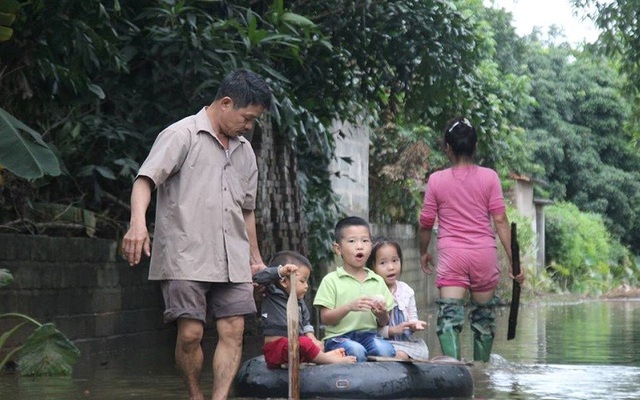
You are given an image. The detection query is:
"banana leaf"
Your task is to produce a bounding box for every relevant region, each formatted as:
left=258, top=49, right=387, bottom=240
left=0, top=268, right=13, bottom=288
left=18, top=323, right=80, bottom=376
left=0, top=107, right=61, bottom=179
left=0, top=0, right=19, bottom=42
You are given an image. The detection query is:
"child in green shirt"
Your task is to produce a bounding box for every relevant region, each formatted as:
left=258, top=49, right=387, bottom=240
left=313, top=216, right=396, bottom=362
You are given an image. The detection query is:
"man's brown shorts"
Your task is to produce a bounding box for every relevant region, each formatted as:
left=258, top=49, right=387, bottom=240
left=161, top=280, right=257, bottom=324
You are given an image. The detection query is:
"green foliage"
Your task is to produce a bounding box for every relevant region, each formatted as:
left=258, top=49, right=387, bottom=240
left=507, top=209, right=535, bottom=256
left=505, top=208, right=560, bottom=295
left=369, top=124, right=436, bottom=224
left=0, top=107, right=61, bottom=180
left=519, top=41, right=640, bottom=253
left=0, top=269, right=80, bottom=376
left=294, top=0, right=477, bottom=125
left=0, top=0, right=61, bottom=182
left=368, top=1, right=539, bottom=224
left=0, top=0, right=19, bottom=42
left=0, top=268, right=13, bottom=286
left=544, top=202, right=635, bottom=294
left=571, top=1, right=640, bottom=97
left=17, top=323, right=80, bottom=376
left=0, top=0, right=341, bottom=264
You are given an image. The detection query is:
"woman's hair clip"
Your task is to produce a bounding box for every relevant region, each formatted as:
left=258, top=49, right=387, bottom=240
left=447, top=118, right=473, bottom=133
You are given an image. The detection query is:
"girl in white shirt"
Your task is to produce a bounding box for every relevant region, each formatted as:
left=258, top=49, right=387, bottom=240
left=369, top=239, right=429, bottom=360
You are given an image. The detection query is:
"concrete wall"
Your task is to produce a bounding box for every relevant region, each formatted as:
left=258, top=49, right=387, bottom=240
left=510, top=177, right=536, bottom=234
left=0, top=234, right=265, bottom=368
left=326, top=118, right=440, bottom=310
left=329, top=119, right=370, bottom=219
left=0, top=234, right=168, bottom=366
left=0, top=225, right=437, bottom=369
left=507, top=175, right=552, bottom=271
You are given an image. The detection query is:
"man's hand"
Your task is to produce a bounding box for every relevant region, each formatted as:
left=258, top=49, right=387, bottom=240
left=122, top=224, right=151, bottom=266
left=251, top=263, right=266, bottom=276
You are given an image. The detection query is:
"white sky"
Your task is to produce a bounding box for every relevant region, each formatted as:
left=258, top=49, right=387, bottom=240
left=484, top=0, right=601, bottom=45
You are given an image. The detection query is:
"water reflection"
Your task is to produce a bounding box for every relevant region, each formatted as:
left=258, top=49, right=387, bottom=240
left=472, top=359, right=640, bottom=400
left=1, top=299, right=638, bottom=399
left=471, top=299, right=640, bottom=400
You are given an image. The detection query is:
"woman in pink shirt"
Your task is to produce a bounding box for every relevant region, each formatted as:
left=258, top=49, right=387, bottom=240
left=418, top=117, right=524, bottom=362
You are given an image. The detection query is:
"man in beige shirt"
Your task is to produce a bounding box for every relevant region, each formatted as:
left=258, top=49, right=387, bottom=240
left=122, top=69, right=271, bottom=400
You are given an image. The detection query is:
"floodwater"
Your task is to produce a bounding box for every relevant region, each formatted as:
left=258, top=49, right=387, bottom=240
left=1, top=299, right=639, bottom=400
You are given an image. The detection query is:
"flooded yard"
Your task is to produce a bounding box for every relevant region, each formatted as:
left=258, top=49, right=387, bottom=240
left=1, top=298, right=639, bottom=399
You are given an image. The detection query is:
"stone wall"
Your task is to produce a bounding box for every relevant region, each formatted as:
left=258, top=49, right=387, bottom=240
left=0, top=234, right=173, bottom=367
left=0, top=233, right=267, bottom=368
left=250, top=119, right=307, bottom=260
left=0, top=225, right=437, bottom=370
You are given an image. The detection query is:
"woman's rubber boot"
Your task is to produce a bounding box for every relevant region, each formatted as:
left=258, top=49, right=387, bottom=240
left=436, top=298, right=465, bottom=360
left=470, top=297, right=499, bottom=362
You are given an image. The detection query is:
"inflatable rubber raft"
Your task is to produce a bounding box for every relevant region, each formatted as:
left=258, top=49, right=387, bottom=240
left=234, top=355, right=474, bottom=399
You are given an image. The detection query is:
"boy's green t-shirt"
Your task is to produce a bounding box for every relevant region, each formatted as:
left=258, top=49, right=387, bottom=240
left=313, top=266, right=394, bottom=340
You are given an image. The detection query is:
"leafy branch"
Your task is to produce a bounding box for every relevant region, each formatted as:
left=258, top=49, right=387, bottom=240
left=0, top=269, right=80, bottom=376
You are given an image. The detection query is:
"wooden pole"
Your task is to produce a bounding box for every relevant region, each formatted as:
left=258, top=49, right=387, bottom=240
left=287, top=273, right=300, bottom=399
left=507, top=222, right=521, bottom=340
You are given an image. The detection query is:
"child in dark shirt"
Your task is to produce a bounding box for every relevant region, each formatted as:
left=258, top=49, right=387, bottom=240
left=253, top=251, right=356, bottom=368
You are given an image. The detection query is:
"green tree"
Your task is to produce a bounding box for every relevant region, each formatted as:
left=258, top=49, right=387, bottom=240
left=545, top=202, right=636, bottom=294
left=1, top=0, right=543, bottom=265
left=520, top=41, right=640, bottom=252
left=0, top=1, right=340, bottom=262
left=369, top=1, right=537, bottom=224
left=570, top=0, right=640, bottom=145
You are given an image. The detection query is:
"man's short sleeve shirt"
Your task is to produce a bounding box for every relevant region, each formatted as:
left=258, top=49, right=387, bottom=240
left=137, top=107, right=258, bottom=282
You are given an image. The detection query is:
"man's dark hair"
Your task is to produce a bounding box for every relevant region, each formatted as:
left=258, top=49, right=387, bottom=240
left=214, top=69, right=272, bottom=110
left=334, top=216, right=371, bottom=242
left=443, top=116, right=476, bottom=158
left=268, top=250, right=313, bottom=271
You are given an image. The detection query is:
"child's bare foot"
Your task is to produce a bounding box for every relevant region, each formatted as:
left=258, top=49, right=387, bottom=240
left=313, top=348, right=357, bottom=364
left=329, top=348, right=346, bottom=356
left=325, top=349, right=357, bottom=364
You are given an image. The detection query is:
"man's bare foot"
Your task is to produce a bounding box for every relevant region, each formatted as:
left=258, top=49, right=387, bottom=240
left=313, top=348, right=357, bottom=364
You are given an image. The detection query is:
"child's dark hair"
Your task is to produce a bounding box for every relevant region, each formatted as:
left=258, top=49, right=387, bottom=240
left=268, top=250, right=313, bottom=271
left=443, top=116, right=476, bottom=159
left=367, top=239, right=403, bottom=270
left=334, top=216, right=371, bottom=242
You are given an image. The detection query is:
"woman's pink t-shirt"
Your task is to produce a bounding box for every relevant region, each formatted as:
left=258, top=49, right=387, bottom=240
left=419, top=165, right=505, bottom=249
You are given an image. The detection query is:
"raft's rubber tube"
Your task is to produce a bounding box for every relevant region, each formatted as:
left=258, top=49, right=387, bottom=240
left=234, top=356, right=474, bottom=399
